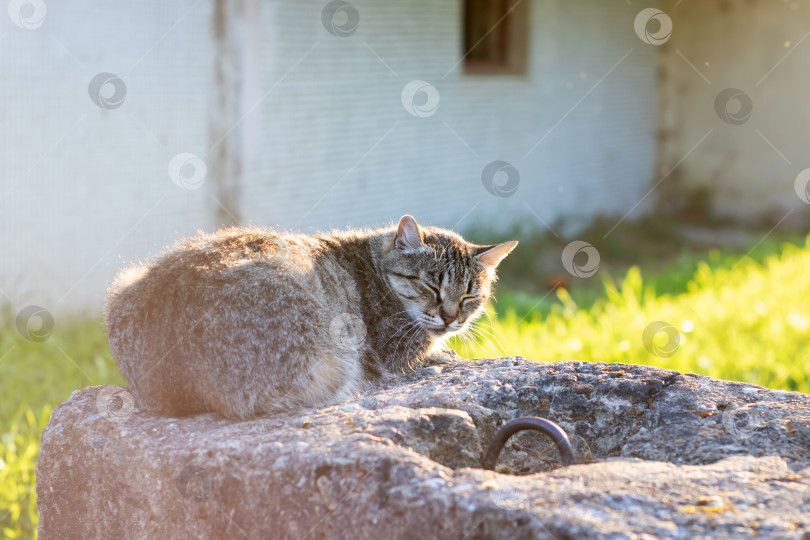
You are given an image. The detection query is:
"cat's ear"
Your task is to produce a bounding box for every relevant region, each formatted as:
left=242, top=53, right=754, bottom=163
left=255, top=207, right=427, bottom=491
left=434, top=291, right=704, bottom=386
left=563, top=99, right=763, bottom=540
left=475, top=241, right=518, bottom=268
left=395, top=215, right=423, bottom=251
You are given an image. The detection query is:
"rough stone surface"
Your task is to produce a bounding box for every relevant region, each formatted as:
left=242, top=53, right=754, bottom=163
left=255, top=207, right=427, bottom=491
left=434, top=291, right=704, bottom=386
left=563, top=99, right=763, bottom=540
left=37, top=358, right=810, bottom=539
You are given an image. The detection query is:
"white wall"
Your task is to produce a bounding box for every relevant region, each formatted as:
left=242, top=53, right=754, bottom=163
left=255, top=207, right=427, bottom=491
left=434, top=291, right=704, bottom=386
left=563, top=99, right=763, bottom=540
left=1, top=0, right=216, bottom=313
left=0, top=0, right=657, bottom=314
left=658, top=0, right=810, bottom=221
left=243, top=0, right=658, bottom=235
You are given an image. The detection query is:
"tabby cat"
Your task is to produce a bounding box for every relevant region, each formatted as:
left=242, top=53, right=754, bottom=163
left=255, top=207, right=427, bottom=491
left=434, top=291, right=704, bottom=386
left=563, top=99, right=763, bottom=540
left=105, top=215, right=517, bottom=419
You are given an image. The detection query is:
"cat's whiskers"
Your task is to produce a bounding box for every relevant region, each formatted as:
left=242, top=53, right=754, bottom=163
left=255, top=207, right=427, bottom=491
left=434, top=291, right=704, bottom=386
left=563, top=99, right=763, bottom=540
left=468, top=326, right=509, bottom=357
left=455, top=330, right=474, bottom=359
left=395, top=326, right=421, bottom=372
left=402, top=322, right=427, bottom=370
left=475, top=321, right=511, bottom=357
left=467, top=324, right=508, bottom=358
left=460, top=326, right=483, bottom=357
left=481, top=307, right=497, bottom=326
left=391, top=320, right=424, bottom=365
left=470, top=323, right=508, bottom=357
left=465, top=325, right=496, bottom=357
left=386, top=318, right=421, bottom=349
left=377, top=310, right=413, bottom=332
left=451, top=334, right=466, bottom=359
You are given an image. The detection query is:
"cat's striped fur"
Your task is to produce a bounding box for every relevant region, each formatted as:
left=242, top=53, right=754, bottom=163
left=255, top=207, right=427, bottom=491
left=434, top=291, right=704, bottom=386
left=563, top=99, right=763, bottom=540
left=105, top=215, right=516, bottom=419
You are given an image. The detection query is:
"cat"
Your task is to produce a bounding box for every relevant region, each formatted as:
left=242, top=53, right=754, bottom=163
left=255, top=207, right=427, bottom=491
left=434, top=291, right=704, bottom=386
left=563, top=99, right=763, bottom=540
left=105, top=215, right=517, bottom=419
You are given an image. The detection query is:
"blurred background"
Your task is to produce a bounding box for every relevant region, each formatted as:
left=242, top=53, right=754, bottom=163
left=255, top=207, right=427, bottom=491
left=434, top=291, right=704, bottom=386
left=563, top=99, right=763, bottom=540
left=3, top=0, right=810, bottom=536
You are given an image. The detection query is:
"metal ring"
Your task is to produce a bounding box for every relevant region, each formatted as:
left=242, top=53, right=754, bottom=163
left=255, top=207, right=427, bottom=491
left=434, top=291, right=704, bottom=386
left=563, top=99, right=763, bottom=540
left=481, top=417, right=575, bottom=470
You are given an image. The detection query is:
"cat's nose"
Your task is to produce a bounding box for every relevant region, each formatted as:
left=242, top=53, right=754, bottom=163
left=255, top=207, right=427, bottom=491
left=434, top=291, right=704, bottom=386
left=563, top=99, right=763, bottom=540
left=441, top=315, right=456, bottom=326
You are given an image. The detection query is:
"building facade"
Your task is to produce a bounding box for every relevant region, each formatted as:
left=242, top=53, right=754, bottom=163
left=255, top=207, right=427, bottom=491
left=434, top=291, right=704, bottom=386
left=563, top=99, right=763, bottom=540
left=1, top=0, right=657, bottom=311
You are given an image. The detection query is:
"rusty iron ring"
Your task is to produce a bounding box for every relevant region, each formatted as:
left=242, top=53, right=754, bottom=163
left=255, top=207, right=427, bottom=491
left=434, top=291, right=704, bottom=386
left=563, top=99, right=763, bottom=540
left=482, top=417, right=575, bottom=470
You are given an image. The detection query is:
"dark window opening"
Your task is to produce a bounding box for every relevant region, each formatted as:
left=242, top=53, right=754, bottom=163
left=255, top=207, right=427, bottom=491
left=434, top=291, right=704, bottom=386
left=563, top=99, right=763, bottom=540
left=463, top=0, right=528, bottom=75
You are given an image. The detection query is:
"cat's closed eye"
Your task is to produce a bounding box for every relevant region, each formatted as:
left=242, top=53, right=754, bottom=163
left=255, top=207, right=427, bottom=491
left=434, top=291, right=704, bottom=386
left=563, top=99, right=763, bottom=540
left=421, top=280, right=440, bottom=301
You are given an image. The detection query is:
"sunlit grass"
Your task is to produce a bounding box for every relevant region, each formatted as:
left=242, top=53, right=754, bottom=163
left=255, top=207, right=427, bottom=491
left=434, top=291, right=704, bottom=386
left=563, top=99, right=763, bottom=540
left=0, top=407, right=48, bottom=539
left=0, top=316, right=121, bottom=539
left=453, top=236, right=810, bottom=394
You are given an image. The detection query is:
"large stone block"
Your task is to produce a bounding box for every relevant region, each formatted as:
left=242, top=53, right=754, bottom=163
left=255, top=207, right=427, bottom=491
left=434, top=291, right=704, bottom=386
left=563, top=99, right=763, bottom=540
left=37, top=358, right=810, bottom=538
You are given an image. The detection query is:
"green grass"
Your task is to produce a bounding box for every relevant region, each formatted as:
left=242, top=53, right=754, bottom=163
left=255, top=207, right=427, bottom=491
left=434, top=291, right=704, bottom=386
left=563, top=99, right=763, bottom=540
left=451, top=235, right=810, bottom=394
left=0, top=315, right=122, bottom=539
left=1, top=408, right=47, bottom=539
left=3, top=232, right=810, bottom=537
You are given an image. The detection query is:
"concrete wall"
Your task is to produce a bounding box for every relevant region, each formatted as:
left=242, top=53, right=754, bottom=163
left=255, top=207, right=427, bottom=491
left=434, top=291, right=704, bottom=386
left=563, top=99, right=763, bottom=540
left=0, top=0, right=657, bottom=313
left=243, top=0, right=658, bottom=235
left=1, top=0, right=216, bottom=312
left=658, top=0, right=810, bottom=221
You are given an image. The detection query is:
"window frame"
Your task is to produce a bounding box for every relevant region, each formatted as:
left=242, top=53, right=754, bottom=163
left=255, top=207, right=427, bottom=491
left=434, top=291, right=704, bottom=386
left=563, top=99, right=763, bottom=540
left=462, top=0, right=529, bottom=76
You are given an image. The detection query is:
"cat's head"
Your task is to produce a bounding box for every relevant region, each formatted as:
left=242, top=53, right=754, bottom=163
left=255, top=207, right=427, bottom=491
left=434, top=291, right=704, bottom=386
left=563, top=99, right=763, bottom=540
left=382, top=214, right=517, bottom=338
